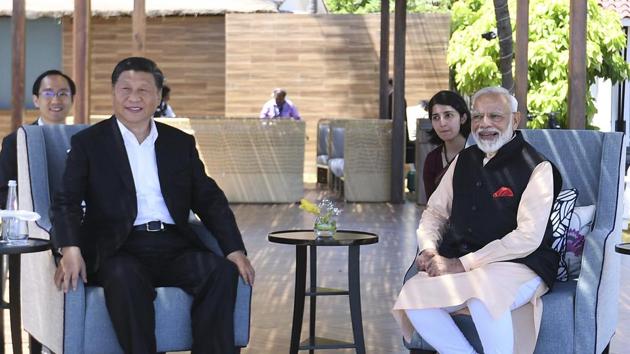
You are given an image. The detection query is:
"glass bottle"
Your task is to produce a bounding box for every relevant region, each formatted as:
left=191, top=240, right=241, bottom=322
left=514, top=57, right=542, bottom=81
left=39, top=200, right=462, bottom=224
left=1, top=180, right=18, bottom=242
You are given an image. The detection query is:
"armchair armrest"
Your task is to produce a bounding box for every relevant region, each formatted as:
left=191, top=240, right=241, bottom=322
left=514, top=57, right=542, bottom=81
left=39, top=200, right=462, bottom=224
left=188, top=214, right=252, bottom=346
left=21, top=225, right=71, bottom=354
left=575, top=226, right=621, bottom=353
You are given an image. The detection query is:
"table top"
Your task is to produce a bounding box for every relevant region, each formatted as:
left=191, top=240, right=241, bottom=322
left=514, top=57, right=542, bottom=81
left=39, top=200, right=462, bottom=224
left=0, top=238, right=51, bottom=255
left=616, top=243, right=630, bottom=255
left=268, top=230, right=378, bottom=246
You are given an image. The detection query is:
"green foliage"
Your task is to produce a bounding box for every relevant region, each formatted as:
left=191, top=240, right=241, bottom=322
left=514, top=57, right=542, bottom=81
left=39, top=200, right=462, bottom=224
left=448, top=0, right=630, bottom=128
left=324, top=0, right=453, bottom=14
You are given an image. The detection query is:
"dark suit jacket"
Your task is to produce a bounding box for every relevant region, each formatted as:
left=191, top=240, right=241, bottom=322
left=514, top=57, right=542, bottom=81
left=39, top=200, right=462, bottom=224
left=0, top=121, right=38, bottom=209
left=51, top=116, right=245, bottom=273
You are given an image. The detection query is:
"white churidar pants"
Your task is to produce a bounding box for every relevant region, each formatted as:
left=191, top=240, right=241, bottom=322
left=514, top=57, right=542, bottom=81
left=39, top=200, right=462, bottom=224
left=405, top=276, right=542, bottom=354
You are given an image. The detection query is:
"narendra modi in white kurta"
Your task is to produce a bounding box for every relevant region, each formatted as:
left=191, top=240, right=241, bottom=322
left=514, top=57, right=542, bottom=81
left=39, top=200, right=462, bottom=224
left=392, top=152, right=557, bottom=354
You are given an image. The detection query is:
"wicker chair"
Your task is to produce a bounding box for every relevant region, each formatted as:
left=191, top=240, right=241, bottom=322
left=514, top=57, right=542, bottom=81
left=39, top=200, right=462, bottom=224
left=190, top=118, right=305, bottom=203
left=343, top=119, right=392, bottom=202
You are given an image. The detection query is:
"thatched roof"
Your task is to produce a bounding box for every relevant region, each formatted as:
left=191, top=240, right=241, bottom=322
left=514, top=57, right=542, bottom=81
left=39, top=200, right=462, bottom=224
left=0, top=0, right=278, bottom=18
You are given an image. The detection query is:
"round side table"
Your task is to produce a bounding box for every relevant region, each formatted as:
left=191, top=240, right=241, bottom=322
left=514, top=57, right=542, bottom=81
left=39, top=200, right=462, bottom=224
left=615, top=242, right=630, bottom=255
left=268, top=230, right=378, bottom=354
left=0, top=238, right=51, bottom=354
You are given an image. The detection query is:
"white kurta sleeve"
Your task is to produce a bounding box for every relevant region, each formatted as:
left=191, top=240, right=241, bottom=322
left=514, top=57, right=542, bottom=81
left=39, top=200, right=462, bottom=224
left=416, top=155, right=459, bottom=252
left=459, top=161, right=555, bottom=271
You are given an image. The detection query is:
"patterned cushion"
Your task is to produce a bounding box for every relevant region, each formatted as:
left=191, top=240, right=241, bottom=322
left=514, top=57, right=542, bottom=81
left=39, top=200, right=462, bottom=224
left=550, top=188, right=578, bottom=281
left=565, top=205, right=596, bottom=279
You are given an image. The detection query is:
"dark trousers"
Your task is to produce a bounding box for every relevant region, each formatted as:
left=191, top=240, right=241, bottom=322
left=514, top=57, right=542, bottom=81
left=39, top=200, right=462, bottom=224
left=94, top=229, right=239, bottom=354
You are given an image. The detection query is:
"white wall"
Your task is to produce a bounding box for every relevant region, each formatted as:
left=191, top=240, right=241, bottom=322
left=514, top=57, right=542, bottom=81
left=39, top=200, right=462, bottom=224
left=592, top=78, right=613, bottom=132
left=279, top=0, right=328, bottom=13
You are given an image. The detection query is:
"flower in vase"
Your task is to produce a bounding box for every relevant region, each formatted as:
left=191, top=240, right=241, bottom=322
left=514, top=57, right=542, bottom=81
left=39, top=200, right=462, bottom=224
left=299, top=199, right=340, bottom=237
left=299, top=198, right=320, bottom=215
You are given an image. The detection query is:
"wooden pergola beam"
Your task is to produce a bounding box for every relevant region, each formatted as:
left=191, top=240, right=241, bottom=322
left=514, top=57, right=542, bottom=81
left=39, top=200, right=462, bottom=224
left=11, top=0, right=25, bottom=131
left=390, top=0, right=406, bottom=203
left=73, top=0, right=91, bottom=124
left=515, top=0, right=528, bottom=128
left=568, top=0, right=587, bottom=129
left=378, top=0, right=389, bottom=120
left=133, top=0, right=146, bottom=56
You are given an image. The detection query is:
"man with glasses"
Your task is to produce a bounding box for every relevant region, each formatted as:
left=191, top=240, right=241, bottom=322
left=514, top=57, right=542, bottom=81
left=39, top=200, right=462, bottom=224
left=0, top=70, right=76, bottom=207
left=393, top=86, right=562, bottom=353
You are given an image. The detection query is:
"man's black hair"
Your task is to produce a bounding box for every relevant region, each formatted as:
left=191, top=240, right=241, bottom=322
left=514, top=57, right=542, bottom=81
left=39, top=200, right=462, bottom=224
left=427, top=90, right=471, bottom=145
left=111, top=57, right=164, bottom=90
left=32, top=70, right=77, bottom=97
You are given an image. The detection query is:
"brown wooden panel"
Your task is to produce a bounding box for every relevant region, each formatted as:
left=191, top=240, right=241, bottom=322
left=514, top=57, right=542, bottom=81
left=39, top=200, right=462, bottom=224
left=55, top=13, right=449, bottom=183
left=62, top=16, right=226, bottom=118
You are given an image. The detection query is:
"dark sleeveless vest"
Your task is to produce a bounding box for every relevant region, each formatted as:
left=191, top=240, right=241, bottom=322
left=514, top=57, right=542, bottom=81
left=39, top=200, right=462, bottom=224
left=439, top=131, right=562, bottom=288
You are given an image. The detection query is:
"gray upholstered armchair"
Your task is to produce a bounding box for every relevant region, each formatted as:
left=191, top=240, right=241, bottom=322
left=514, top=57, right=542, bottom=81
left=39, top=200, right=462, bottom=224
left=17, top=125, right=251, bottom=353
left=403, top=129, right=625, bottom=353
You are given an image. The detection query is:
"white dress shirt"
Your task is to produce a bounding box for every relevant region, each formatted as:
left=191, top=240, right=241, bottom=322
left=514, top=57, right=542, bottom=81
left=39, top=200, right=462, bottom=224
left=116, top=119, right=175, bottom=226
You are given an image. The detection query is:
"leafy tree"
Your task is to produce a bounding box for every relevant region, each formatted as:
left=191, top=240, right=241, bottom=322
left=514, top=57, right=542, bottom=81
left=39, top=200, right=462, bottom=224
left=324, top=0, right=452, bottom=14
left=448, top=0, right=630, bottom=128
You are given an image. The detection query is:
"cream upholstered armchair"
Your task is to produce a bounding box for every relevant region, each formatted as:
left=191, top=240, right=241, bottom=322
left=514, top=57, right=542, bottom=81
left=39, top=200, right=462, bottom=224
left=17, top=124, right=251, bottom=354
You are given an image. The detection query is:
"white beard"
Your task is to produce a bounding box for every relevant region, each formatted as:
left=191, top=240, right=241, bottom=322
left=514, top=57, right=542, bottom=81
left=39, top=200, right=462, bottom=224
left=473, top=118, right=514, bottom=154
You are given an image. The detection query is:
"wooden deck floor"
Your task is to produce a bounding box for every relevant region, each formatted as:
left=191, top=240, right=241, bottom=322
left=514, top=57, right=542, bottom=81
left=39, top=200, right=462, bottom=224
left=6, top=185, right=630, bottom=353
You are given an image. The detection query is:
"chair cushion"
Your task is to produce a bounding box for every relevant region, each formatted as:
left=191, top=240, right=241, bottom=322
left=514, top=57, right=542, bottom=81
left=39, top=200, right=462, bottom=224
left=565, top=205, right=596, bottom=278
left=83, top=287, right=193, bottom=354
left=317, top=154, right=329, bottom=165
left=534, top=280, right=576, bottom=354
left=328, top=158, right=344, bottom=177
left=550, top=189, right=578, bottom=281
left=404, top=280, right=577, bottom=353
left=404, top=314, right=483, bottom=352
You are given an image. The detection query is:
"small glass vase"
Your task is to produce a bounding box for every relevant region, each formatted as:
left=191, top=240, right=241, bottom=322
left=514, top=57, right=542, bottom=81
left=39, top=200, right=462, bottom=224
left=314, top=216, right=337, bottom=238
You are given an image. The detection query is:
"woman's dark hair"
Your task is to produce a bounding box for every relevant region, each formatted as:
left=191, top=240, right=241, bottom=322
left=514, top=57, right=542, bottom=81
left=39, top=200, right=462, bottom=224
left=111, top=57, right=164, bottom=90
left=427, top=90, right=471, bottom=145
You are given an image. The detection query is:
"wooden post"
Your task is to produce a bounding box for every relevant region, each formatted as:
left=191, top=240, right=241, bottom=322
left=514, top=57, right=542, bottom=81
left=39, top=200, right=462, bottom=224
left=378, top=0, right=390, bottom=120
left=568, top=0, right=587, bottom=129
left=11, top=0, right=26, bottom=131
left=515, top=0, right=529, bottom=128
left=133, top=0, right=146, bottom=56
left=391, top=0, right=406, bottom=203
left=73, top=0, right=91, bottom=124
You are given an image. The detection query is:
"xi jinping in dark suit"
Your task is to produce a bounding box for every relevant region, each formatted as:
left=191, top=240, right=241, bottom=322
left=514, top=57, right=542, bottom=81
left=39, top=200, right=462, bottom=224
left=51, top=57, right=255, bottom=354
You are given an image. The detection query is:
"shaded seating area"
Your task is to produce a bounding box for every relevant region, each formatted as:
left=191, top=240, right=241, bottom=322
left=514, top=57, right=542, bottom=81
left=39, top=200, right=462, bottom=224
left=403, top=129, right=625, bottom=353
left=16, top=125, right=252, bottom=353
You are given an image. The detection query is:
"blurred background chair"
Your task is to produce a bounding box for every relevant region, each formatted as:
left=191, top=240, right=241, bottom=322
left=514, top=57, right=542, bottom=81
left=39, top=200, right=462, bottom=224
left=343, top=119, right=392, bottom=202
left=403, top=129, right=625, bottom=354
left=327, top=120, right=345, bottom=192
left=17, top=124, right=251, bottom=354
left=191, top=118, right=305, bottom=203
left=316, top=119, right=330, bottom=184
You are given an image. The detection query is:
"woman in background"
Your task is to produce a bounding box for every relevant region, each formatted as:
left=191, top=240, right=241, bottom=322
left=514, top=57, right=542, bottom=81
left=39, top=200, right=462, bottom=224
left=423, top=91, right=471, bottom=199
